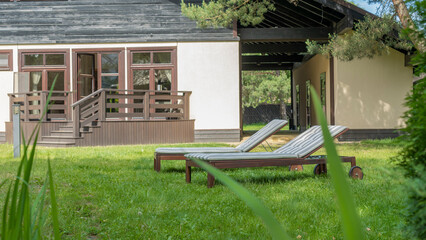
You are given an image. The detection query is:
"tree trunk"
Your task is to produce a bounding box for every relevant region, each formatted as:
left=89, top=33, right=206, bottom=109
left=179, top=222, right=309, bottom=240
left=392, top=0, right=425, bottom=53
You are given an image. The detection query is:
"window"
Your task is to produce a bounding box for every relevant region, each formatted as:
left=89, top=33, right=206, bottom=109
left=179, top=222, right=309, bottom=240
left=320, top=72, right=326, bottom=113
left=19, top=50, right=69, bottom=92
left=73, top=49, right=125, bottom=101
left=295, top=84, right=300, bottom=130
left=0, top=50, right=13, bottom=71
left=128, top=48, right=177, bottom=92
left=306, top=80, right=311, bottom=129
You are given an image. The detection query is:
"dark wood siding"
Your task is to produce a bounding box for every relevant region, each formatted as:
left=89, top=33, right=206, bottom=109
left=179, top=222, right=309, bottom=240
left=338, top=129, right=403, bottom=141
left=0, top=0, right=235, bottom=44
left=75, top=120, right=194, bottom=146
left=6, top=120, right=194, bottom=146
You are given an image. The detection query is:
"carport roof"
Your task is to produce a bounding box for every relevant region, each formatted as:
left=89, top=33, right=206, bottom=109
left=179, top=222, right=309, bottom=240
left=239, top=0, right=373, bottom=71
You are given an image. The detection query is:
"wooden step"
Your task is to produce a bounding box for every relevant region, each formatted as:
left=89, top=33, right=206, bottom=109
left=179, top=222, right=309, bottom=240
left=37, top=141, right=76, bottom=148
left=41, top=136, right=80, bottom=143
left=50, top=130, right=74, bottom=137
left=0, top=132, right=5, bottom=144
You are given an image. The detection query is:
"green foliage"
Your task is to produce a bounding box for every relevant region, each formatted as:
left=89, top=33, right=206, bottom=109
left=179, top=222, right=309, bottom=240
left=242, top=70, right=291, bottom=108
left=310, top=87, right=364, bottom=240
left=181, top=0, right=275, bottom=28
left=0, top=79, right=60, bottom=239
left=394, top=55, right=426, bottom=239
left=306, top=15, right=413, bottom=61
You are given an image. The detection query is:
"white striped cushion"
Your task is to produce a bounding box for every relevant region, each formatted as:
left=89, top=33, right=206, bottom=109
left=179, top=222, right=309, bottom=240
left=236, top=119, right=288, bottom=152
left=273, top=125, right=347, bottom=158
left=185, top=152, right=298, bottom=161
left=155, top=147, right=241, bottom=154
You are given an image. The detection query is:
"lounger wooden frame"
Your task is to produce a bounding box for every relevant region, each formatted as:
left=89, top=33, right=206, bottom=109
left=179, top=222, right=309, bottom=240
left=185, top=128, right=363, bottom=188
left=154, top=124, right=286, bottom=172
left=186, top=156, right=359, bottom=188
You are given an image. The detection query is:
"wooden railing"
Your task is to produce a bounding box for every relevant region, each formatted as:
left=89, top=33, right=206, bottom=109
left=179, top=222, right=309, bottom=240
left=8, top=91, right=72, bottom=122
left=71, top=89, right=191, bottom=137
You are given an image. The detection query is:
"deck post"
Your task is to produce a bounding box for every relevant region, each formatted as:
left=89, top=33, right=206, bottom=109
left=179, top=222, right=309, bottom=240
left=66, top=92, right=72, bottom=120
left=99, top=90, right=106, bottom=121
left=40, top=92, right=47, bottom=121
left=9, top=95, right=13, bottom=122
left=24, top=94, right=29, bottom=121
left=73, top=104, right=80, bottom=138
left=144, top=93, right=150, bottom=120
left=183, top=92, right=191, bottom=120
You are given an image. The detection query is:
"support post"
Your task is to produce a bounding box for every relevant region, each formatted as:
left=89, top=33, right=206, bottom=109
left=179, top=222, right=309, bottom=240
left=9, top=95, right=13, bottom=122
left=144, top=93, right=150, bottom=120
left=99, top=90, right=106, bottom=121
left=40, top=92, right=47, bottom=121
left=24, top=94, right=28, bottom=121
left=66, top=92, right=72, bottom=121
left=12, top=104, right=21, bottom=158
left=73, top=104, right=80, bottom=138
left=183, top=92, right=191, bottom=120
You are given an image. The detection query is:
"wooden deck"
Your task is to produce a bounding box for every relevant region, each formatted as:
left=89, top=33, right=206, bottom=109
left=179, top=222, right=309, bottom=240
left=7, top=89, right=194, bottom=147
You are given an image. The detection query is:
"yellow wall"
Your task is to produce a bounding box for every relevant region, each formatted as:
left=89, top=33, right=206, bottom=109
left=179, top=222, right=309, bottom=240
left=334, top=48, right=412, bottom=129
left=293, top=54, right=330, bottom=129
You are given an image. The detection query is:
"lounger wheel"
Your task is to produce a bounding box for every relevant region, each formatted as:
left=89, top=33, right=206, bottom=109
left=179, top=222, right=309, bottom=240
left=349, top=166, right=364, bottom=180
left=289, top=165, right=304, bottom=171
left=313, top=164, right=327, bottom=175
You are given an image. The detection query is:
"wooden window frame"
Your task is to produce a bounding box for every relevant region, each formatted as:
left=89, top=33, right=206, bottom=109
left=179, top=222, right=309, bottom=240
left=18, top=49, right=70, bottom=91
left=127, top=47, right=177, bottom=92
left=0, top=50, right=13, bottom=71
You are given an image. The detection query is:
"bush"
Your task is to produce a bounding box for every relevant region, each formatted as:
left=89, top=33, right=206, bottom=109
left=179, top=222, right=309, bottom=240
left=395, top=52, right=426, bottom=239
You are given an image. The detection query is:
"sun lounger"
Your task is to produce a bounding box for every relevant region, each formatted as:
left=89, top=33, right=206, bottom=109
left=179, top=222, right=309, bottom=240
left=154, top=119, right=288, bottom=171
left=185, top=125, right=363, bottom=188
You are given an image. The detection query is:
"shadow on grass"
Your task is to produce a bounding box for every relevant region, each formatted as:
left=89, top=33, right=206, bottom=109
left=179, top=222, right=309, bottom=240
left=190, top=170, right=325, bottom=187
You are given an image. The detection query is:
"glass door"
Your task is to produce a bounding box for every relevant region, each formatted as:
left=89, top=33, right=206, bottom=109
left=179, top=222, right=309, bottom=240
left=77, top=54, right=96, bottom=100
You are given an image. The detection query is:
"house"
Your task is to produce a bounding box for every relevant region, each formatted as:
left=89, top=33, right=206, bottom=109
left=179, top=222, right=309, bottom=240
left=0, top=0, right=412, bottom=146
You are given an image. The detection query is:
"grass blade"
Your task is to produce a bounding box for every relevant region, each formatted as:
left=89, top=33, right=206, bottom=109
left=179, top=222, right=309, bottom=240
left=310, top=86, right=364, bottom=240
left=48, top=159, right=61, bottom=240
left=0, top=179, right=7, bottom=190
left=188, top=157, right=291, bottom=240
left=31, top=172, right=48, bottom=238
left=1, top=184, right=12, bottom=239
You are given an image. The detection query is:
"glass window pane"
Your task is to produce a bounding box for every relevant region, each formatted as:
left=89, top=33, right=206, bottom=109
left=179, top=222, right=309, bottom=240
left=29, top=72, right=42, bottom=91
left=78, top=77, right=93, bottom=98
left=46, top=54, right=65, bottom=65
left=0, top=54, right=8, bottom=67
left=80, top=54, right=95, bottom=74
left=101, top=54, right=119, bottom=73
left=101, top=76, right=119, bottom=89
left=133, top=70, right=150, bottom=90
left=133, top=53, right=150, bottom=64
left=47, top=71, right=65, bottom=91
left=154, top=69, right=171, bottom=91
left=24, top=54, right=43, bottom=66
left=153, top=52, right=171, bottom=64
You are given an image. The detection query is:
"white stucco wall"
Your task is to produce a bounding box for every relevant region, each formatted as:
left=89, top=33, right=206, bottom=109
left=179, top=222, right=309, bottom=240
left=0, top=41, right=240, bottom=132
left=0, top=72, right=13, bottom=131
left=177, top=42, right=240, bottom=130
left=335, top=48, right=413, bottom=129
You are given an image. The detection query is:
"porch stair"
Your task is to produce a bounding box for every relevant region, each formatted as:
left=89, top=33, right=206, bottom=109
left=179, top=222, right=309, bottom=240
left=37, top=122, right=92, bottom=147
left=0, top=132, right=6, bottom=144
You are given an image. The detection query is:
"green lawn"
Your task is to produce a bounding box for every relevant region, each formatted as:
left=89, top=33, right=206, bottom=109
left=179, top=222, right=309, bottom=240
left=244, top=122, right=290, bottom=131
left=0, top=140, right=408, bottom=239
